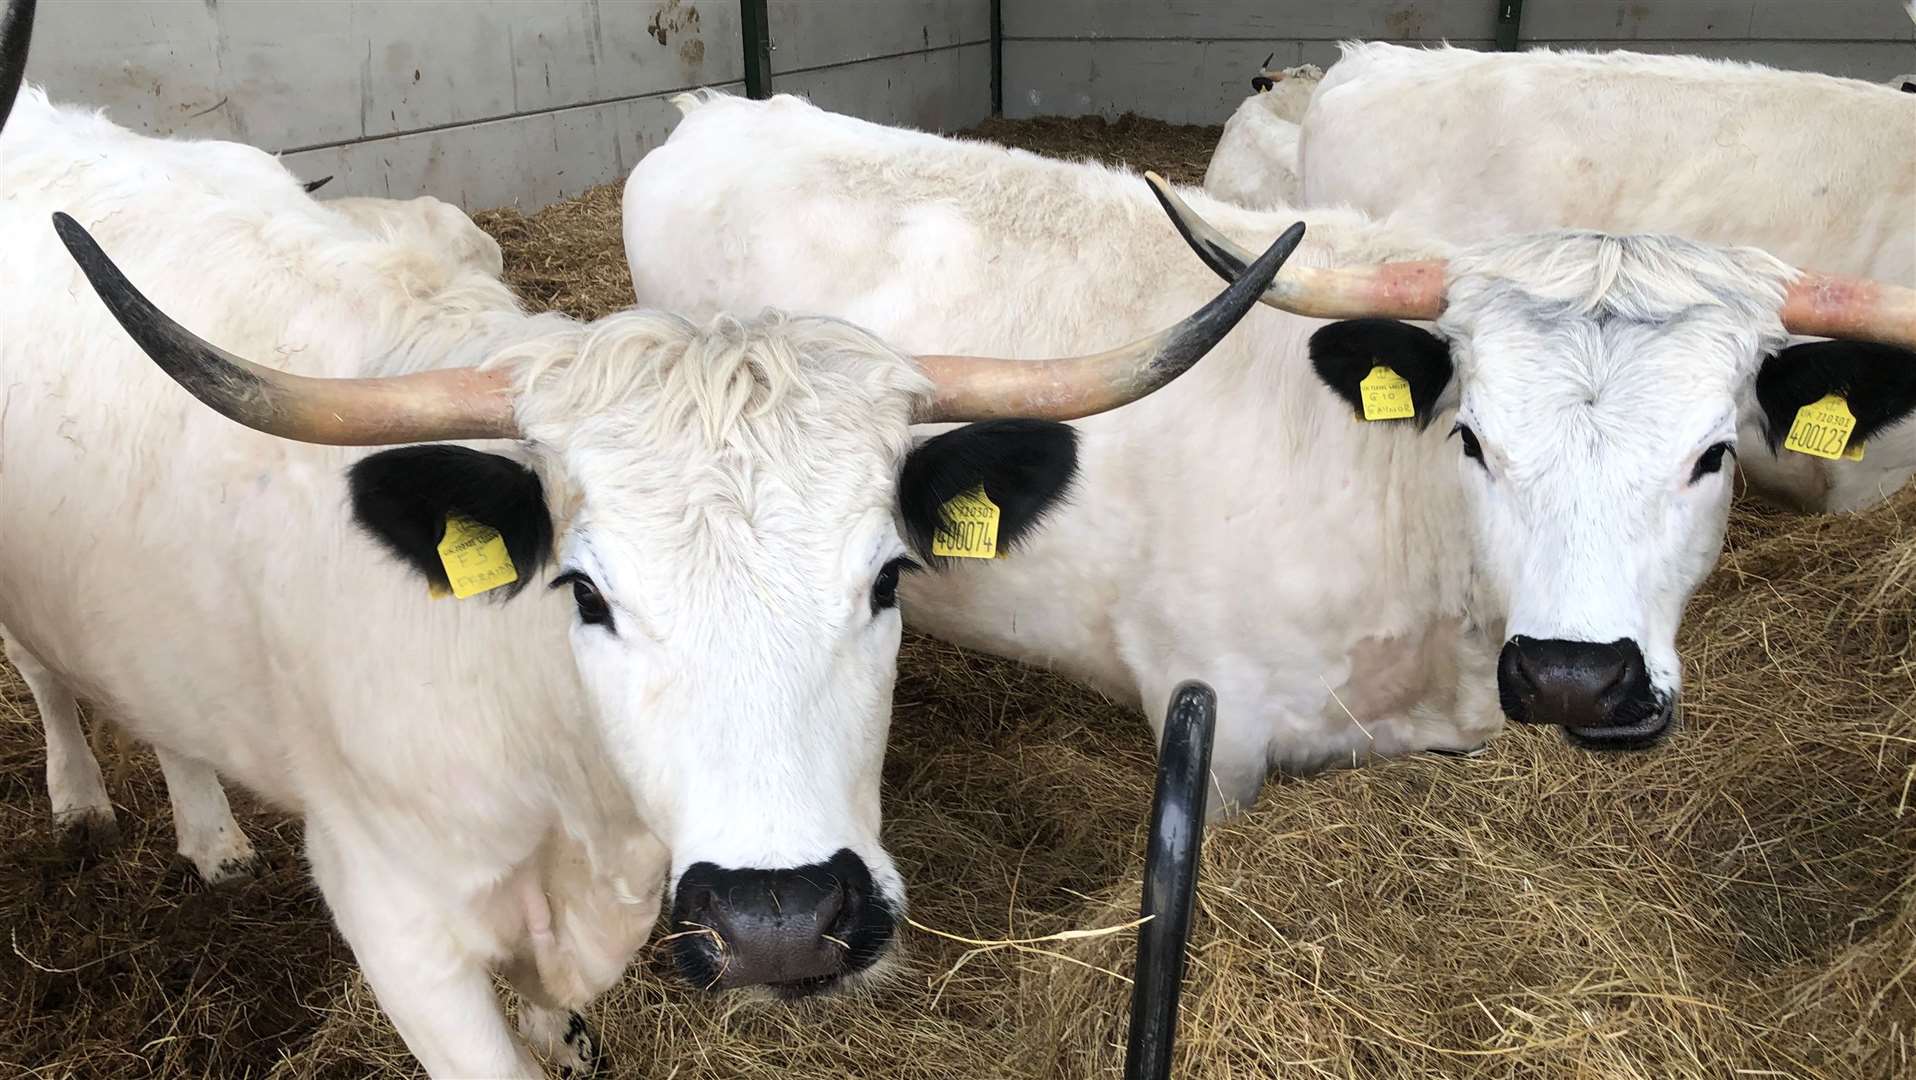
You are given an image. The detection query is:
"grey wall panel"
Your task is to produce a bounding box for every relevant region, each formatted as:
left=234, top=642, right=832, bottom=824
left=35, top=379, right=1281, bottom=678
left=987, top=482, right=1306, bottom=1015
left=22, top=0, right=994, bottom=210
left=24, top=1, right=742, bottom=149
left=778, top=41, right=990, bottom=131
left=1522, top=0, right=1916, bottom=41
left=1002, top=0, right=1916, bottom=124
left=768, top=0, right=988, bottom=70
left=280, top=82, right=743, bottom=210
left=1005, top=0, right=1493, bottom=41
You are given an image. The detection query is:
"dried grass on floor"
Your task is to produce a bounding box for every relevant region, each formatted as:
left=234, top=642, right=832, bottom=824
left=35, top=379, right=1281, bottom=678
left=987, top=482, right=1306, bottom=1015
left=0, top=117, right=1909, bottom=1080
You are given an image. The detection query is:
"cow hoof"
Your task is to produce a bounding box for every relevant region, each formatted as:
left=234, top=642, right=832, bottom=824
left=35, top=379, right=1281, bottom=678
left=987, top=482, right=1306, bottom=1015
left=54, top=806, right=121, bottom=853
left=197, top=853, right=263, bottom=888
left=520, top=1005, right=603, bottom=1078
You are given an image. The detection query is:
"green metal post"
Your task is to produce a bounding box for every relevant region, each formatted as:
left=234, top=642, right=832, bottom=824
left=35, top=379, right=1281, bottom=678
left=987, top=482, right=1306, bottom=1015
left=741, top=0, right=772, bottom=99
left=1495, top=0, right=1524, bottom=51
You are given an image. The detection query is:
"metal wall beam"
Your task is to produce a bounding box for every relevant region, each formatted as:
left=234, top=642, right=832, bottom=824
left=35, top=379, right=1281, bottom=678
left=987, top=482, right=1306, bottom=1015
left=990, top=0, right=1003, bottom=115
left=1495, top=0, right=1524, bottom=51
left=741, top=0, right=772, bottom=99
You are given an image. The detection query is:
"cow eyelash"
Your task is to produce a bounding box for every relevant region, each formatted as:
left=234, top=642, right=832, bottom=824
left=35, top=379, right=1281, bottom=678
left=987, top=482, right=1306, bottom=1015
left=549, top=570, right=615, bottom=632
left=1689, top=441, right=1736, bottom=484
left=871, top=556, right=920, bottom=615
left=1451, top=422, right=1485, bottom=467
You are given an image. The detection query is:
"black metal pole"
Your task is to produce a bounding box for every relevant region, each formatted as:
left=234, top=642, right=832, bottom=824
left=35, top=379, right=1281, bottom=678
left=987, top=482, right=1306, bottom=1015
left=1123, top=681, right=1217, bottom=1080
left=741, top=0, right=772, bottom=99
left=989, top=0, right=1003, bottom=116
left=1495, top=0, right=1524, bottom=51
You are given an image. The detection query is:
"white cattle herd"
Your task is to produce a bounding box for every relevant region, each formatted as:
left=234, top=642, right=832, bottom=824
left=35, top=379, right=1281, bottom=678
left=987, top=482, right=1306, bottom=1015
left=2, top=0, right=1913, bottom=1075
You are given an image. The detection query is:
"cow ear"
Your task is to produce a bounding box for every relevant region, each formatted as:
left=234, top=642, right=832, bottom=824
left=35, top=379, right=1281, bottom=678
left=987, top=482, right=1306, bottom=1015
left=347, top=446, right=554, bottom=598
left=1754, top=341, right=1916, bottom=452
left=898, top=420, right=1079, bottom=563
left=1308, top=319, right=1453, bottom=428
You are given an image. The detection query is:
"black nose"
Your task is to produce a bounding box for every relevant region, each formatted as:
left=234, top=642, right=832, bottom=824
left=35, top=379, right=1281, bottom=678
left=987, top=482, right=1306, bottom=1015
left=668, top=849, right=893, bottom=996
left=1497, top=636, right=1672, bottom=747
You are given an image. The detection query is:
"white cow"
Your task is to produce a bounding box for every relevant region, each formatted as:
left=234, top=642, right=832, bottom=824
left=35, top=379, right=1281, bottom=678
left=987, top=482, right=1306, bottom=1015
left=1202, top=60, right=1321, bottom=210
left=5, top=192, right=502, bottom=885
left=326, top=195, right=506, bottom=278
left=1, top=72, right=1277, bottom=1076
left=625, top=93, right=1916, bottom=818
left=1298, top=41, right=1916, bottom=512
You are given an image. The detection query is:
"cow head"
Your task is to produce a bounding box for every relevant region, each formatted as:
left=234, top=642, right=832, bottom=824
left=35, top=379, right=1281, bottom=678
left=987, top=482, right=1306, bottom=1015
left=1148, top=176, right=1916, bottom=750
left=51, top=210, right=1296, bottom=995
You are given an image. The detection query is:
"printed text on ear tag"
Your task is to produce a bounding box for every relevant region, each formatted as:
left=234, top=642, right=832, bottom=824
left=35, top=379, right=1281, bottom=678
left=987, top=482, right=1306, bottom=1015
left=1782, top=394, right=1858, bottom=461
left=931, top=486, right=1001, bottom=559
left=436, top=515, right=518, bottom=598
left=1359, top=365, right=1415, bottom=421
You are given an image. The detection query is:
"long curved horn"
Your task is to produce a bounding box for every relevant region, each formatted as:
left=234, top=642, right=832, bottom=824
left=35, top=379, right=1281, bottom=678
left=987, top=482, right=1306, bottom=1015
left=53, top=213, right=519, bottom=445
left=1780, top=271, right=1916, bottom=352
left=1145, top=172, right=1447, bottom=322
left=1, top=0, right=35, bottom=134
left=914, top=219, right=1304, bottom=422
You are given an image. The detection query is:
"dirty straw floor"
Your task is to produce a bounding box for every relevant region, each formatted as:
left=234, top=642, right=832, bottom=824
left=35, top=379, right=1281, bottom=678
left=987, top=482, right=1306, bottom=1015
left=3, top=115, right=1912, bottom=1080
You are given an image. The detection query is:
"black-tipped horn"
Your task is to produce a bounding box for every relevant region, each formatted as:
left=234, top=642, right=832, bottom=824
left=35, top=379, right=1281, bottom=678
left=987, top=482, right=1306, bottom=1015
left=50, top=212, right=520, bottom=445
left=302, top=174, right=335, bottom=194
left=1123, top=681, right=1217, bottom=1080
left=1, top=0, right=36, bottom=135
left=913, top=218, right=1302, bottom=422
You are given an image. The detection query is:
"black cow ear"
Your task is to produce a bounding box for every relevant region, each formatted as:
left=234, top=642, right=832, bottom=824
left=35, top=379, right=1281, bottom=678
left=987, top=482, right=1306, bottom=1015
left=1754, top=341, right=1916, bottom=452
left=898, top=420, right=1078, bottom=563
left=1308, top=319, right=1453, bottom=427
left=347, top=446, right=553, bottom=598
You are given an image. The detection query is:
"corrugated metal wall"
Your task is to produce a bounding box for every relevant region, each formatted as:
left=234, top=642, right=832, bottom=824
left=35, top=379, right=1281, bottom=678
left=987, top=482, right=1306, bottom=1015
left=1004, top=0, right=1916, bottom=122
left=21, top=0, right=992, bottom=210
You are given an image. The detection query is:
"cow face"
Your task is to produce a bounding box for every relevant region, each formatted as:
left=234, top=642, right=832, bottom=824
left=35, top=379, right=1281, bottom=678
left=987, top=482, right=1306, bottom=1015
left=346, top=313, right=1078, bottom=996
left=1311, top=234, right=1916, bottom=748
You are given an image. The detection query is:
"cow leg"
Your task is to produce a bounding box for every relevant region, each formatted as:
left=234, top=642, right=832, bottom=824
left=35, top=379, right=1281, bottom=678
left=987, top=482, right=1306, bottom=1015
left=153, top=749, right=257, bottom=885
left=516, top=1003, right=602, bottom=1078
left=4, top=635, right=118, bottom=846
left=307, top=831, right=542, bottom=1079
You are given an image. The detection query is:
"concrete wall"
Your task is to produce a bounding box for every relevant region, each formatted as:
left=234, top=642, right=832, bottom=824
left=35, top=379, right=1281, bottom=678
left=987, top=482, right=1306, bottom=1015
left=21, top=0, right=989, bottom=210
left=1004, top=0, right=1916, bottom=122
left=768, top=0, right=991, bottom=132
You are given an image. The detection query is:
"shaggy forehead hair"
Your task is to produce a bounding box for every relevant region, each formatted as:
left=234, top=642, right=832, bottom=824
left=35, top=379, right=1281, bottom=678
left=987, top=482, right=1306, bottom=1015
left=491, top=310, right=931, bottom=587
left=1440, top=230, right=1796, bottom=365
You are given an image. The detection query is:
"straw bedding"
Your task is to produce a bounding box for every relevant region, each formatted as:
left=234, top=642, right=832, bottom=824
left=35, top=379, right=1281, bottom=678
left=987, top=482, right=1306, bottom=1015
left=0, top=114, right=1908, bottom=1079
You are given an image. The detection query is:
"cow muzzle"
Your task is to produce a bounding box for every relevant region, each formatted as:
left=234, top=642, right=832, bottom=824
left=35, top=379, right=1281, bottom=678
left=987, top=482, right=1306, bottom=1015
left=667, top=849, right=894, bottom=998
left=1496, top=636, right=1674, bottom=749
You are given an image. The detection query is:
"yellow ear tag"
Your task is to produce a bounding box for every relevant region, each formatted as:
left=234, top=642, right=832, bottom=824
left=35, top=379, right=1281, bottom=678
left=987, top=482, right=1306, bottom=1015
left=1359, top=365, right=1415, bottom=421
left=930, top=487, right=1001, bottom=560
left=1782, top=394, right=1858, bottom=461
left=435, top=515, right=518, bottom=599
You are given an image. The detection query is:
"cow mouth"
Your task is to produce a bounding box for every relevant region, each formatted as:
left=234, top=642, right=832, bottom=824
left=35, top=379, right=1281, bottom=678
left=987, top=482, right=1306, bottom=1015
left=1562, top=694, right=1676, bottom=750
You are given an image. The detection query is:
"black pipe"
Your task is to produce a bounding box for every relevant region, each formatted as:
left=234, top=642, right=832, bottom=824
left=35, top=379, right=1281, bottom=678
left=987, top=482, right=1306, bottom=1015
left=1495, top=0, right=1524, bottom=52
left=989, top=0, right=1003, bottom=116
left=1123, top=680, right=1217, bottom=1080
left=741, top=0, right=771, bottom=100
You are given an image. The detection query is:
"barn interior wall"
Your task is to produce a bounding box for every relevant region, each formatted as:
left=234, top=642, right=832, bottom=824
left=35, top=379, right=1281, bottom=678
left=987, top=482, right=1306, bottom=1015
left=1002, top=0, right=1916, bottom=123
left=20, top=0, right=990, bottom=211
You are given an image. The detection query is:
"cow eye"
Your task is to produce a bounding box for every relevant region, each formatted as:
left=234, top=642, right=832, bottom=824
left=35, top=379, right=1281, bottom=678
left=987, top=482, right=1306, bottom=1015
left=1689, top=441, right=1735, bottom=484
left=551, top=571, right=614, bottom=631
left=871, top=556, right=918, bottom=614
left=1453, top=423, right=1485, bottom=467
